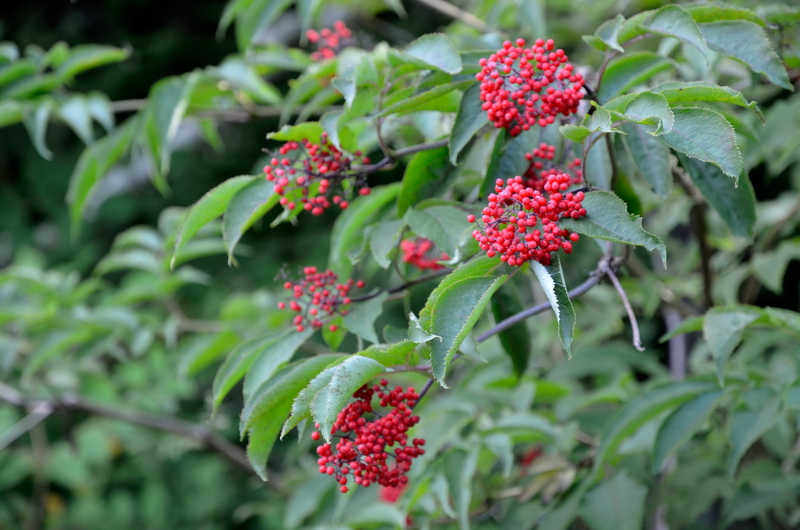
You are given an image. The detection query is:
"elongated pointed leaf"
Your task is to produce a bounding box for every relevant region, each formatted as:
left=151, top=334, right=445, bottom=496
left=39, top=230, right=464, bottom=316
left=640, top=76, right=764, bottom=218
left=491, top=284, right=531, bottom=377
left=58, top=96, right=94, bottom=145
left=594, top=381, right=715, bottom=471
left=398, top=147, right=450, bottom=216
left=652, top=390, right=723, bottom=472
left=532, top=257, right=576, bottom=356
left=56, top=44, right=130, bottom=81
left=728, top=397, right=782, bottom=478
left=597, top=52, right=673, bottom=103
left=241, top=328, right=314, bottom=403
left=652, top=81, right=763, bottom=122
left=642, top=5, right=710, bottom=61
left=281, top=355, right=348, bottom=437
left=579, top=471, right=648, bottom=530
left=703, top=307, right=760, bottom=385
left=369, top=219, right=403, bottom=268
left=145, top=72, right=200, bottom=178
left=234, top=0, right=293, bottom=50
left=402, top=33, right=463, bottom=74
left=171, top=176, right=255, bottom=268
left=222, top=177, right=279, bottom=265
left=583, top=14, right=626, bottom=53
left=213, top=56, right=282, bottom=104
left=560, top=191, right=667, bottom=266
left=621, top=92, right=674, bottom=134
left=378, top=80, right=472, bottom=117
left=342, top=291, right=388, bottom=344
left=621, top=123, right=672, bottom=198
left=23, top=101, right=53, bottom=160
left=449, top=82, right=489, bottom=164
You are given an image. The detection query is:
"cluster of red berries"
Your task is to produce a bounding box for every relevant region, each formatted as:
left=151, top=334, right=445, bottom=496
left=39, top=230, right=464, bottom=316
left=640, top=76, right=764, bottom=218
left=306, top=21, right=353, bottom=61
left=276, top=267, right=364, bottom=332
left=312, top=380, right=426, bottom=493
left=263, top=133, right=370, bottom=216
left=523, top=142, right=583, bottom=192
left=467, top=172, right=586, bottom=266
left=476, top=38, right=585, bottom=136
left=400, top=238, right=449, bottom=271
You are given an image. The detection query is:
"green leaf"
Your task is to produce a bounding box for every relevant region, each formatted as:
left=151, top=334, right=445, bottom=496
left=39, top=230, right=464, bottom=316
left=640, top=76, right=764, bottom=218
left=728, top=397, right=782, bottom=478
left=443, top=445, right=480, bottom=530
left=212, top=56, right=282, bottom=104
left=241, top=327, right=314, bottom=403
left=483, top=432, right=514, bottom=478
left=23, top=101, right=53, bottom=160
left=379, top=0, right=406, bottom=16
left=620, top=91, right=674, bottom=134
left=57, top=96, right=94, bottom=145
left=296, top=0, right=321, bottom=34
left=408, top=311, right=441, bottom=344
left=559, top=124, right=591, bottom=143
left=449, top=83, right=489, bottom=165
left=593, top=381, right=715, bottom=470
left=267, top=121, right=324, bottom=143
left=560, top=191, right=667, bottom=266
left=491, top=284, right=531, bottom=377
left=621, top=123, right=672, bottom=198
left=241, top=355, right=338, bottom=480
left=280, top=355, right=348, bottom=437
left=67, top=116, right=138, bottom=239
left=699, top=20, right=792, bottom=90
left=652, top=390, right=723, bottom=472
left=398, top=147, right=451, bottom=216
left=405, top=204, right=470, bottom=260
left=685, top=4, right=765, bottom=26
left=532, top=257, right=576, bottom=356
left=369, top=219, right=403, bottom=269
left=212, top=328, right=310, bottom=411
left=329, top=183, right=400, bottom=278
left=56, top=44, right=129, bottom=81
left=597, top=52, right=672, bottom=103
left=234, top=0, right=293, bottom=50
left=677, top=154, right=755, bottom=239
left=652, top=81, right=763, bottom=122
left=482, top=128, right=535, bottom=196
left=145, top=72, right=201, bottom=178
left=751, top=239, right=800, bottom=294
left=402, top=33, right=463, bottom=74
left=418, top=257, right=506, bottom=386
left=378, top=80, right=472, bottom=117
left=171, top=176, right=255, bottom=269
left=0, top=99, right=24, bottom=128
left=703, top=306, right=760, bottom=385
left=660, top=107, right=742, bottom=180
left=583, top=14, right=626, bottom=53
left=585, top=134, right=613, bottom=190
left=579, top=471, right=648, bottom=530
left=642, top=5, right=710, bottom=61
left=311, top=355, right=389, bottom=440
left=342, top=291, right=388, bottom=344
left=0, top=58, right=35, bottom=87
left=222, top=177, right=279, bottom=265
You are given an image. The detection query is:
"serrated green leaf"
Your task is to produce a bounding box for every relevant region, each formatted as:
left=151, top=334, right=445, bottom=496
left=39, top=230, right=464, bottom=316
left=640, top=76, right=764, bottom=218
left=703, top=307, right=760, bottom=385
left=490, top=284, right=531, bottom=377
left=583, top=14, right=626, bottom=53
left=398, top=146, right=450, bottom=216
left=652, top=390, right=723, bottom=472
left=620, top=122, right=672, bottom=198
left=579, top=471, right=647, bottom=530
left=700, top=20, right=792, bottom=90
left=561, top=191, right=667, bottom=266
left=652, top=81, right=763, bottom=122
left=449, top=82, right=489, bottom=165
left=378, top=80, right=471, bottom=117
left=728, top=397, right=782, bottom=478
left=402, top=33, right=463, bottom=74
left=241, top=328, right=314, bottom=403
left=532, top=257, right=576, bottom=356
left=642, top=5, right=710, bottom=61
left=369, top=219, right=403, bottom=269
left=311, top=355, right=389, bottom=440
left=222, top=177, right=278, bottom=265
left=281, top=355, right=349, bottom=437
left=267, top=121, right=324, bottom=143
left=56, top=44, right=129, bottom=81
left=621, top=91, right=674, bottom=134
left=342, top=291, right=388, bottom=344
left=213, top=328, right=310, bottom=411
left=677, top=154, right=755, bottom=238
left=594, top=381, right=715, bottom=471
left=409, top=311, right=441, bottom=344
left=660, top=107, right=742, bottom=180
left=685, top=4, right=765, bottom=26
left=329, top=183, right=400, bottom=278
left=559, top=124, right=591, bottom=143
left=171, top=176, right=255, bottom=268
left=597, top=52, right=672, bottom=103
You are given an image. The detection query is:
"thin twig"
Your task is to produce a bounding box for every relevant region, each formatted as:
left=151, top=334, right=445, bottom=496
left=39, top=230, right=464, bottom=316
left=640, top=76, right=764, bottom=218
left=0, top=402, right=52, bottom=452
left=411, top=0, right=487, bottom=31
left=603, top=264, right=645, bottom=351
left=690, top=203, right=714, bottom=308
left=412, top=379, right=435, bottom=411
left=350, top=267, right=452, bottom=303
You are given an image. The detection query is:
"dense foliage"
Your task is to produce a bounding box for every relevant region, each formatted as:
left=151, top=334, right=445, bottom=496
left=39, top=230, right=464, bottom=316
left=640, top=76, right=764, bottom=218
left=2, top=0, right=800, bottom=529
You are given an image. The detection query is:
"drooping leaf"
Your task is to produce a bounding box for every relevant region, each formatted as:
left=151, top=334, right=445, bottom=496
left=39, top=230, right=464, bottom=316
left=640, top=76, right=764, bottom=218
left=57, top=96, right=95, bottom=145
left=397, top=146, right=450, bottom=216
left=171, top=176, right=255, bottom=268
left=620, top=123, right=672, bottom=198
left=56, top=44, right=130, bottom=81
left=641, top=5, right=710, bottom=61
left=677, top=154, right=755, bottom=239
left=703, top=306, right=760, bottom=385
left=652, top=390, right=724, bottom=472
left=532, top=257, right=576, bottom=356
left=593, top=380, right=715, bottom=470
left=699, top=20, right=792, bottom=90
left=222, top=177, right=279, bottom=265
left=652, top=81, right=763, bottom=122
left=22, top=100, right=53, bottom=160
left=560, top=191, right=667, bottom=266
left=727, top=397, right=782, bottom=478
left=449, top=82, right=489, bottom=164
left=329, top=183, right=400, bottom=278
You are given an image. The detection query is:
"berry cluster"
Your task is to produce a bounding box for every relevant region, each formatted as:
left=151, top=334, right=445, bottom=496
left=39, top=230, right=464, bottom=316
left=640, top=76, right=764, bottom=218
left=263, top=133, right=370, bottom=216
left=400, top=238, right=449, bottom=271
left=276, top=267, right=364, bottom=332
left=312, top=380, right=425, bottom=493
left=476, top=39, right=585, bottom=136
left=467, top=172, right=586, bottom=266
left=523, top=142, right=583, bottom=193
left=306, top=21, right=353, bottom=61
